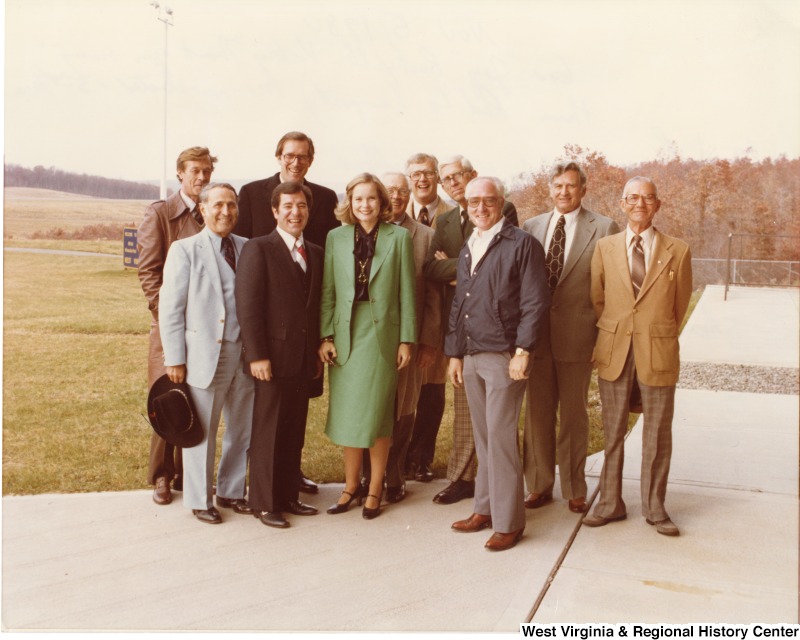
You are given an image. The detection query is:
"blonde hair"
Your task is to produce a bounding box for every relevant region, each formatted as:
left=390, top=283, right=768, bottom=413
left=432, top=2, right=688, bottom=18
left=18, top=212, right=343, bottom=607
left=335, top=173, right=393, bottom=225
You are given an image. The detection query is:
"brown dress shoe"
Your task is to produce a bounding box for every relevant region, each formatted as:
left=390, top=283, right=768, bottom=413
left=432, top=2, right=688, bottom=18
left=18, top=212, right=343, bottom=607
left=153, top=476, right=172, bottom=506
left=582, top=513, right=627, bottom=527
left=568, top=497, right=588, bottom=513
left=451, top=513, right=492, bottom=533
left=192, top=507, right=222, bottom=524
left=485, top=528, right=524, bottom=552
left=524, top=492, right=552, bottom=509
left=646, top=517, right=680, bottom=536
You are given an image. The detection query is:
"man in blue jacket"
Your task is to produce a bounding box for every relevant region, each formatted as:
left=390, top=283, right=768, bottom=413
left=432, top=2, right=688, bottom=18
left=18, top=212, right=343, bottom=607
left=445, top=177, right=548, bottom=552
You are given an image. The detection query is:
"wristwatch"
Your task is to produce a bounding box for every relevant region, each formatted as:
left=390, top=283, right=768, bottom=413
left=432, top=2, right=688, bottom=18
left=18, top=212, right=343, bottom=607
left=514, top=347, right=530, bottom=357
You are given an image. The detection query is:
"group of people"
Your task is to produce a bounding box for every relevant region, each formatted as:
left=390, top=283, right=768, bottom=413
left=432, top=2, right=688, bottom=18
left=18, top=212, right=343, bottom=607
left=137, top=131, right=692, bottom=553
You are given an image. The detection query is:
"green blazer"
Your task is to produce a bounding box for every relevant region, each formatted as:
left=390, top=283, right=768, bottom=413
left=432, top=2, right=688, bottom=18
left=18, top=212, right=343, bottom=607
left=321, top=222, right=417, bottom=367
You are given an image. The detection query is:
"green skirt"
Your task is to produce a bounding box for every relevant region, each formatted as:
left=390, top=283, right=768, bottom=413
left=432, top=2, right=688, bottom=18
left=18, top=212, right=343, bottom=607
left=325, top=302, right=397, bottom=448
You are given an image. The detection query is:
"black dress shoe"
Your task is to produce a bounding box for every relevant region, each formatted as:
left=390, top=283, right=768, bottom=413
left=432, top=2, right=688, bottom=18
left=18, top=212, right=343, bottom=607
left=299, top=473, right=319, bottom=494
left=385, top=484, right=406, bottom=504
left=256, top=511, right=289, bottom=528
left=415, top=462, right=434, bottom=483
left=216, top=496, right=254, bottom=514
left=433, top=479, right=475, bottom=505
left=192, top=507, right=222, bottom=524
left=284, top=500, right=319, bottom=516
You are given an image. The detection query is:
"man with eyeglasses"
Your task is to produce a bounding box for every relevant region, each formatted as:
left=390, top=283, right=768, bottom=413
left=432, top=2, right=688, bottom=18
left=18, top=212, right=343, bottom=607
left=521, top=162, right=619, bottom=517
left=402, top=153, right=456, bottom=484
left=422, top=155, right=520, bottom=506
left=235, top=131, right=339, bottom=495
left=446, top=177, right=548, bottom=552
left=583, top=176, right=692, bottom=537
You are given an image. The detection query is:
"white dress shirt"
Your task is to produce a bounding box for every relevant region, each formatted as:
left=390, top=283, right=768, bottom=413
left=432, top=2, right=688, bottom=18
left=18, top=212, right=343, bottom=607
left=467, top=217, right=504, bottom=275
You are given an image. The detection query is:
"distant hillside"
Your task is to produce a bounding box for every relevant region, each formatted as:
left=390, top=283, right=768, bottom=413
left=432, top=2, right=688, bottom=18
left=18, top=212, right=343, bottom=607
left=4, top=164, right=163, bottom=199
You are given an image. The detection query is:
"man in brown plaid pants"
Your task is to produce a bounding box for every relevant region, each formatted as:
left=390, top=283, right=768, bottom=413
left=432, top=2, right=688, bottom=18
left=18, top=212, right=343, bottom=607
left=583, top=176, right=692, bottom=536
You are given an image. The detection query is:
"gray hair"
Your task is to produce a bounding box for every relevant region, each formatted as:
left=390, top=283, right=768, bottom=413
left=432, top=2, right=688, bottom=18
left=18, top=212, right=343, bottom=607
left=623, top=176, right=658, bottom=197
left=465, top=176, right=505, bottom=199
left=405, top=152, right=439, bottom=175
left=381, top=171, right=411, bottom=188
left=199, top=182, right=237, bottom=203
left=550, top=162, right=587, bottom=187
left=438, top=155, right=474, bottom=173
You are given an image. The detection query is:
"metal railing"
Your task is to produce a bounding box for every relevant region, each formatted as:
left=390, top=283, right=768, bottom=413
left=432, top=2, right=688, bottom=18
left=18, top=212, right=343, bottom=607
left=724, top=233, right=800, bottom=300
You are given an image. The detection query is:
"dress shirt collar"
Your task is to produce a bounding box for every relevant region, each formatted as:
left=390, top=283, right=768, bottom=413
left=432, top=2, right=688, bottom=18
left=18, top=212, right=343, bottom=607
left=413, top=196, right=439, bottom=221
left=276, top=226, right=304, bottom=254
left=179, top=190, right=198, bottom=213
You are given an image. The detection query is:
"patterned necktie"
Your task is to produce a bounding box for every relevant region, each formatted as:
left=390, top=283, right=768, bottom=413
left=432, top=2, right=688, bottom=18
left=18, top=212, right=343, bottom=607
left=295, top=240, right=308, bottom=272
left=221, top=236, right=236, bottom=273
left=419, top=206, right=429, bottom=226
left=545, top=215, right=566, bottom=293
left=191, top=206, right=204, bottom=227
left=631, top=235, right=645, bottom=297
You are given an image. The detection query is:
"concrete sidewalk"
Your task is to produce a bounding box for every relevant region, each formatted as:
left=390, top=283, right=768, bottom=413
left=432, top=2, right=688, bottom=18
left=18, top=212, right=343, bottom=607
left=3, top=285, right=798, bottom=631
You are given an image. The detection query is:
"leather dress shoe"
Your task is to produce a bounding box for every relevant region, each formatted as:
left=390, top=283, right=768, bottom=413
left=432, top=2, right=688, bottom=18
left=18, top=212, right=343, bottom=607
left=582, top=513, right=627, bottom=527
left=284, top=500, right=318, bottom=516
left=192, top=507, right=222, bottom=524
left=172, top=476, right=183, bottom=491
left=153, top=476, right=172, bottom=505
left=646, top=517, right=680, bottom=536
left=568, top=497, right=588, bottom=513
left=433, top=479, right=475, bottom=505
left=299, top=473, right=319, bottom=494
left=256, top=511, right=289, bottom=528
left=524, top=492, right=552, bottom=509
left=385, top=484, right=406, bottom=504
left=415, top=462, right=434, bottom=483
left=485, top=528, right=524, bottom=552
left=216, top=496, right=254, bottom=514
left=451, top=513, right=492, bottom=533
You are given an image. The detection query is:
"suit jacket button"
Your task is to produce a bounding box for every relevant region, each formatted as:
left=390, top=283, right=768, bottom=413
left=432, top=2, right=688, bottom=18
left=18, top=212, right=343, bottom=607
left=625, top=331, right=631, bottom=336
left=220, top=319, right=224, bottom=323
left=217, top=339, right=223, bottom=344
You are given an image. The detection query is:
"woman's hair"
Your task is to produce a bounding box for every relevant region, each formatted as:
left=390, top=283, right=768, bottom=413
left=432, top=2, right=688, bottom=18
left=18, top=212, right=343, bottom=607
left=335, top=172, right=393, bottom=225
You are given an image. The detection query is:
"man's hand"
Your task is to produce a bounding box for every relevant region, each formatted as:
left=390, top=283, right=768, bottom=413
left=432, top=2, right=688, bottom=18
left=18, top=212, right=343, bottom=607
left=434, top=250, right=448, bottom=261
left=448, top=357, right=464, bottom=388
left=508, top=354, right=530, bottom=380
left=250, top=359, right=272, bottom=382
left=319, top=341, right=337, bottom=366
left=397, top=343, right=412, bottom=370
left=166, top=364, right=186, bottom=384
left=416, top=344, right=437, bottom=369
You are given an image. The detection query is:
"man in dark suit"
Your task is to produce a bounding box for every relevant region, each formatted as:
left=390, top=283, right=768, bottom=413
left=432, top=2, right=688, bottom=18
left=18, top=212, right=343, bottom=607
left=234, top=131, right=338, bottom=493
left=447, top=177, right=548, bottom=552
left=522, top=162, right=619, bottom=515
left=235, top=182, right=323, bottom=528
left=583, top=176, right=692, bottom=536
left=422, top=155, right=519, bottom=506
left=234, top=131, right=339, bottom=249
left=137, top=146, right=216, bottom=506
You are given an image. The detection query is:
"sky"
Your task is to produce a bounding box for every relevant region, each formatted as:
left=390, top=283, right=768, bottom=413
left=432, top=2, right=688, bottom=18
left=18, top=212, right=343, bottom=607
left=4, top=0, right=800, bottom=194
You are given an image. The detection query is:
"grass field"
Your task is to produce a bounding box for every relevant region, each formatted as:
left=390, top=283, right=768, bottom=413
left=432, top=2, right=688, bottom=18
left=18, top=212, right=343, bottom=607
left=2, top=188, right=698, bottom=496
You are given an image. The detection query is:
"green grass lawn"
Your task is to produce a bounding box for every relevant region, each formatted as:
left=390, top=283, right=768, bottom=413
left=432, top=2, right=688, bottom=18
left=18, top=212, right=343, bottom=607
left=2, top=247, right=701, bottom=496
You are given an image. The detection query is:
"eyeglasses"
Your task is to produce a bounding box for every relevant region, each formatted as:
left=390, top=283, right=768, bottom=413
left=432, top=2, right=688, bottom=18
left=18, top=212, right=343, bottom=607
left=386, top=188, right=410, bottom=197
left=408, top=170, right=437, bottom=182
left=623, top=194, right=658, bottom=205
left=282, top=153, right=312, bottom=165
left=440, top=170, right=470, bottom=186
left=467, top=197, right=499, bottom=208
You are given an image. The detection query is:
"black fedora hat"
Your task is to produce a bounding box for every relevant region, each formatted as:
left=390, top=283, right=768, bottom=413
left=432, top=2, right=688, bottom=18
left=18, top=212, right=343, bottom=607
left=147, top=374, right=204, bottom=448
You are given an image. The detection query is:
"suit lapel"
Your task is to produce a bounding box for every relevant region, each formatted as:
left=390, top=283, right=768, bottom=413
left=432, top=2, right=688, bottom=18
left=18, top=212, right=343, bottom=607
left=370, top=223, right=393, bottom=282
left=611, top=233, right=636, bottom=302
left=637, top=230, right=672, bottom=302
left=268, top=232, right=305, bottom=291
left=197, top=230, right=223, bottom=299
left=561, top=208, right=596, bottom=282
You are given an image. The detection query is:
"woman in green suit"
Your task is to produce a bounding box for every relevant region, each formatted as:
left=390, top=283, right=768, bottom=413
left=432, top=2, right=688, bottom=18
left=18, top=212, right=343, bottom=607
left=319, top=173, right=416, bottom=519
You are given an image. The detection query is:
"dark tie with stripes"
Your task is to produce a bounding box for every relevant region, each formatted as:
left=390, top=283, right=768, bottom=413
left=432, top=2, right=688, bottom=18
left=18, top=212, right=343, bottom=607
left=221, top=236, right=236, bottom=273
left=631, top=235, right=645, bottom=297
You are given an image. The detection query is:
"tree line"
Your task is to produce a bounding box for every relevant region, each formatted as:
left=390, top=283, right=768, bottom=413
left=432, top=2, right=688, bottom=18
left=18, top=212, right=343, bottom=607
left=510, top=146, right=800, bottom=261
left=4, top=164, right=164, bottom=200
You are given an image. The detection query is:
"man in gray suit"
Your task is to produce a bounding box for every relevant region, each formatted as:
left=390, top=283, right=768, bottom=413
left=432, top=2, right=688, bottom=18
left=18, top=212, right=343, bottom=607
left=522, top=162, right=619, bottom=514
left=447, top=177, right=548, bottom=552
left=159, top=183, right=254, bottom=525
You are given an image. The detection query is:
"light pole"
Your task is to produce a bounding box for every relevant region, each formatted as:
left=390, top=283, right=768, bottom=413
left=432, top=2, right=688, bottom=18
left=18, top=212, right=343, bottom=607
left=151, top=2, right=173, bottom=200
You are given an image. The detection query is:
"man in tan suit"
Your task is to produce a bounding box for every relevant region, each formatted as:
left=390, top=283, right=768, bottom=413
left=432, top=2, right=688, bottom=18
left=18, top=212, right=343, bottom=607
left=583, top=176, right=692, bottom=536
left=381, top=172, right=441, bottom=502
left=522, top=163, right=619, bottom=514
left=137, top=146, right=216, bottom=506
left=403, top=152, right=454, bottom=482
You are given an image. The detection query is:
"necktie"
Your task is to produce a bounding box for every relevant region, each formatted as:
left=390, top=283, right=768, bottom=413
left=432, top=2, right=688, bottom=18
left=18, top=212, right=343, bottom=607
left=545, top=215, right=566, bottom=293
left=191, top=206, right=204, bottom=227
left=419, top=206, right=429, bottom=226
left=295, top=240, right=308, bottom=272
left=461, top=209, right=469, bottom=236
left=631, top=235, right=645, bottom=297
left=221, top=236, right=236, bottom=273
